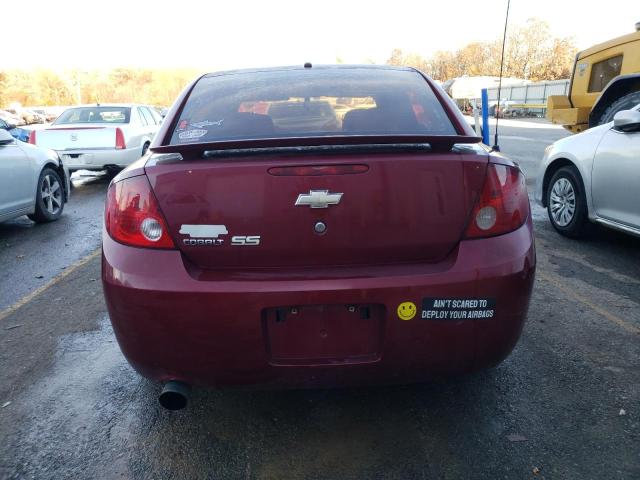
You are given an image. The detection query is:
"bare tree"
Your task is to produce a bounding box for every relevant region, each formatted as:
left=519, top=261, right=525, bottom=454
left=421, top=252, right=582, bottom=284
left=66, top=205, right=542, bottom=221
left=1, top=68, right=200, bottom=108
left=387, top=18, right=576, bottom=82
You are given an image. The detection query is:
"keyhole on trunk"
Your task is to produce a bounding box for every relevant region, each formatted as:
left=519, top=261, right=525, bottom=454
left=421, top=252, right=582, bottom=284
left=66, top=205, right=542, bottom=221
left=314, top=221, right=327, bottom=235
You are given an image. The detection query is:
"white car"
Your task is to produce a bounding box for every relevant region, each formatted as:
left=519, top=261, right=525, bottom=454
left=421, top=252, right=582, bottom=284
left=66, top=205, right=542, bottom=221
left=0, top=128, right=70, bottom=223
left=535, top=106, right=640, bottom=238
left=28, top=104, right=161, bottom=173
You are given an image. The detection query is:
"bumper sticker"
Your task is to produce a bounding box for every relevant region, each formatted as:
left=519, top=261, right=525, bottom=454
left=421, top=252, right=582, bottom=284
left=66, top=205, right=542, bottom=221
left=421, top=298, right=495, bottom=320
left=397, top=302, right=417, bottom=320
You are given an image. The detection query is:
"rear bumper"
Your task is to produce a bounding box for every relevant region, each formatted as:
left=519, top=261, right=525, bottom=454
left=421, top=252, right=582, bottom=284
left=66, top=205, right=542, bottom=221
left=60, top=161, right=71, bottom=203
left=102, top=219, right=536, bottom=388
left=534, top=158, right=548, bottom=207
left=58, top=147, right=140, bottom=170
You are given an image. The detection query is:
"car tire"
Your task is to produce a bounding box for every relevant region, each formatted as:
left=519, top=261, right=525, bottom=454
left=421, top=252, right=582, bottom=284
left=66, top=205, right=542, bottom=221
left=546, top=166, right=589, bottom=238
left=28, top=167, right=65, bottom=223
left=596, top=90, right=640, bottom=126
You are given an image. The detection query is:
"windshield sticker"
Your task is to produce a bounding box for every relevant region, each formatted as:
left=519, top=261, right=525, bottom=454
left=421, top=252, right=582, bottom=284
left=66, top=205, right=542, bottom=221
left=178, top=128, right=208, bottom=140
left=421, top=298, right=495, bottom=320
left=191, top=119, right=224, bottom=128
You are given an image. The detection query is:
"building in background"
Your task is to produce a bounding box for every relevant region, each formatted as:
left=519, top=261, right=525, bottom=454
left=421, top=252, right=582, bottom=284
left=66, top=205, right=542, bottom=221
left=443, top=76, right=570, bottom=118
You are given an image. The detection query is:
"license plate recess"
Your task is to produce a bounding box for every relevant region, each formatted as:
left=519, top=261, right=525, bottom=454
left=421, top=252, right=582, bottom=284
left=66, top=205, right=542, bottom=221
left=264, top=304, right=385, bottom=365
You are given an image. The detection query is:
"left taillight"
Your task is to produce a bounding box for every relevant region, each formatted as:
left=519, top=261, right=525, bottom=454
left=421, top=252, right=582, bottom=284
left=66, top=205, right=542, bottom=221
left=115, top=128, right=126, bottom=149
left=28, top=130, right=36, bottom=144
left=464, top=163, right=530, bottom=239
left=105, top=175, right=175, bottom=249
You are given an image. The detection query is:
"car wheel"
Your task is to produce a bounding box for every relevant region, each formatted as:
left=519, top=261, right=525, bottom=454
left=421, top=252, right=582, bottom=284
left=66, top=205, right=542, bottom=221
left=28, top=167, right=65, bottom=223
left=546, top=166, right=589, bottom=238
left=596, top=90, right=640, bottom=126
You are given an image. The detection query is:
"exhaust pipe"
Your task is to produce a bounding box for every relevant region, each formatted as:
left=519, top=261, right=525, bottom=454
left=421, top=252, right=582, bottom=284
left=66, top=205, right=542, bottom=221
left=159, top=381, right=191, bottom=410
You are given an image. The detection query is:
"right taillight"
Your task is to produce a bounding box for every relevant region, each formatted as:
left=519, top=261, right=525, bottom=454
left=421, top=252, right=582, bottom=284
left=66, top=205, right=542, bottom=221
left=464, top=163, right=529, bottom=239
left=28, top=130, right=36, bottom=144
left=105, top=175, right=175, bottom=249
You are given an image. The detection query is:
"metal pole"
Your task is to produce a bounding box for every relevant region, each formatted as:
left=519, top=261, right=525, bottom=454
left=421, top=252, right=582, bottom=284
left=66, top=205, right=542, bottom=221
left=472, top=100, right=481, bottom=136
left=493, top=0, right=511, bottom=151
left=481, top=88, right=490, bottom=145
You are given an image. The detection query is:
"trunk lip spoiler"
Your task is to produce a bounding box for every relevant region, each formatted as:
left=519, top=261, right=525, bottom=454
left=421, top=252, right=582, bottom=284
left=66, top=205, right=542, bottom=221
left=45, top=126, right=107, bottom=130
left=150, top=135, right=482, bottom=157
left=202, top=144, right=435, bottom=159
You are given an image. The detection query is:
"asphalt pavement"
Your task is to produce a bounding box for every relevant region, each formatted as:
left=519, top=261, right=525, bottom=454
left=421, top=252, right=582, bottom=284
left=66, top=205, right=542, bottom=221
left=0, top=121, right=638, bottom=479
left=0, top=172, right=109, bottom=311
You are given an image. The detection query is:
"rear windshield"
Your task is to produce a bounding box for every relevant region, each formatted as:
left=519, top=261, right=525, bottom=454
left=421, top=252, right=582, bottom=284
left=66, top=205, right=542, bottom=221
left=54, top=107, right=130, bottom=125
left=170, top=67, right=456, bottom=145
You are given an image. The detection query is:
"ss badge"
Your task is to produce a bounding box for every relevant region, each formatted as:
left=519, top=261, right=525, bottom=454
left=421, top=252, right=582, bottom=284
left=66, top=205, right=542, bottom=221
left=231, top=235, right=261, bottom=246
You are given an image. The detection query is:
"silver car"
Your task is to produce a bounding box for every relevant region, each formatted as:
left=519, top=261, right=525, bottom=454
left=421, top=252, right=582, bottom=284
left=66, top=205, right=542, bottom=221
left=536, top=105, right=640, bottom=238
left=30, top=104, right=161, bottom=173
left=0, top=128, right=70, bottom=223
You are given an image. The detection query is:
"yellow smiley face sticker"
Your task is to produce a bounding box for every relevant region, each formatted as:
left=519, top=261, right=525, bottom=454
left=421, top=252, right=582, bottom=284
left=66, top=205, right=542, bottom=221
left=397, top=301, right=417, bottom=320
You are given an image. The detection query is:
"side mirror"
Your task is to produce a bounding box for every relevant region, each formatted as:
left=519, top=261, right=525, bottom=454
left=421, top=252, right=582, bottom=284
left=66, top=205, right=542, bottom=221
left=613, top=109, right=640, bottom=132
left=0, top=128, right=16, bottom=145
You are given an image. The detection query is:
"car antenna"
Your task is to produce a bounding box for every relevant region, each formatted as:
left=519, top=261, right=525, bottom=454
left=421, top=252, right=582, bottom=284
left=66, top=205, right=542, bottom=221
left=493, top=0, right=511, bottom=152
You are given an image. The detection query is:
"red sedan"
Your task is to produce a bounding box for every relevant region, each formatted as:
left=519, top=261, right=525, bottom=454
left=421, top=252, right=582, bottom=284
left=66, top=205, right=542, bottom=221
left=102, top=65, right=535, bottom=410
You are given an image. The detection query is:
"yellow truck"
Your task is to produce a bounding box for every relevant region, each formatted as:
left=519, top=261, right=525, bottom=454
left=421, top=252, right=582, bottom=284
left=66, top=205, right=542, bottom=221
left=547, top=22, right=640, bottom=133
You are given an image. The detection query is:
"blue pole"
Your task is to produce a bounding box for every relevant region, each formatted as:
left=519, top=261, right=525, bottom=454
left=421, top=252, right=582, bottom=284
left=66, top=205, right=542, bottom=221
left=481, top=88, right=490, bottom=145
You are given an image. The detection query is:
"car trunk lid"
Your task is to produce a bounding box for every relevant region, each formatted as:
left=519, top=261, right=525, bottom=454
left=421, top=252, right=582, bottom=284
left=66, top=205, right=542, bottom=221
left=36, top=124, right=117, bottom=150
left=145, top=148, right=488, bottom=269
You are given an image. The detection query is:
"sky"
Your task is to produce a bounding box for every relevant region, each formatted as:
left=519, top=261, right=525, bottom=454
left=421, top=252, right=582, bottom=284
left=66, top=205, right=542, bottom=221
left=2, top=0, right=638, bottom=71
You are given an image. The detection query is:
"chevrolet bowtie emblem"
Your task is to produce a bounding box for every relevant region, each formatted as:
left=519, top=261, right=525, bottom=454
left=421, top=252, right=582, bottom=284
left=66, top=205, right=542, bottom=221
left=295, top=190, right=343, bottom=208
